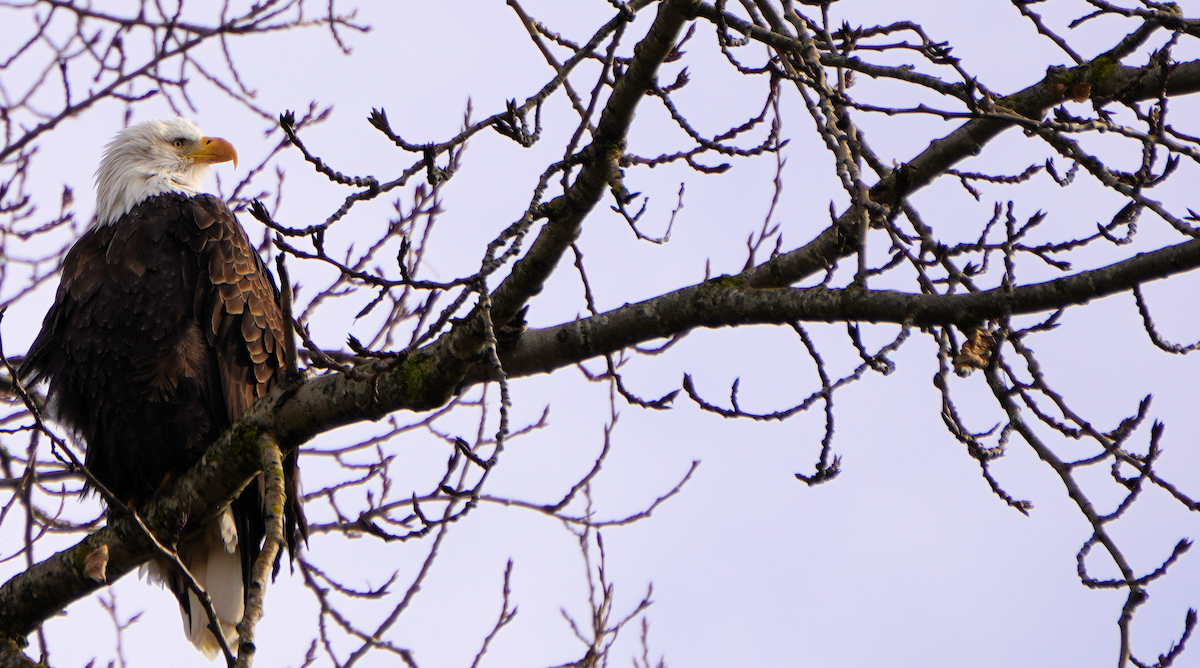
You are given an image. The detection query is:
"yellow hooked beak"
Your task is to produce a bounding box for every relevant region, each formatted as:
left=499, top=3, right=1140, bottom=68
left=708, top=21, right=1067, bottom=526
left=188, top=136, right=238, bottom=169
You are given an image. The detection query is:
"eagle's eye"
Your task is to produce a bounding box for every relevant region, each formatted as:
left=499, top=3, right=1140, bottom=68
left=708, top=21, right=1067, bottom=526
left=171, top=138, right=187, bottom=149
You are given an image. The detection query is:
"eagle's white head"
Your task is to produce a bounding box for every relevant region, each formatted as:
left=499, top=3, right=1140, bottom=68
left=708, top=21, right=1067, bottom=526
left=94, top=117, right=238, bottom=227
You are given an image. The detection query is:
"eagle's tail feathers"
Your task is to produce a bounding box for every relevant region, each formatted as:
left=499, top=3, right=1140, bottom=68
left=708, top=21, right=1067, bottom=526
left=148, top=509, right=245, bottom=660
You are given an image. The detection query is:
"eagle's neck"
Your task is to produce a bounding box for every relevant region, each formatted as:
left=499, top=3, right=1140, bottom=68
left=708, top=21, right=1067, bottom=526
left=94, top=158, right=210, bottom=228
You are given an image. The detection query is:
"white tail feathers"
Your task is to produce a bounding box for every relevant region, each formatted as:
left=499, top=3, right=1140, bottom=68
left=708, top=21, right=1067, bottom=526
left=147, top=508, right=244, bottom=660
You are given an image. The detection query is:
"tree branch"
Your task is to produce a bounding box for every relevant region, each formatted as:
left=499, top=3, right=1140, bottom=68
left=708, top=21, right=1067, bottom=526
left=493, top=237, right=1200, bottom=378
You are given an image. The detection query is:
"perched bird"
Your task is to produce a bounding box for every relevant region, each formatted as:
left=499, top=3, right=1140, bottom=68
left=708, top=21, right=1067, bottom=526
left=22, top=118, right=306, bottom=658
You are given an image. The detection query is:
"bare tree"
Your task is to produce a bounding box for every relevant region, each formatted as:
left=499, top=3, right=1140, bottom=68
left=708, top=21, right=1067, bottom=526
left=2, top=1, right=1200, bottom=667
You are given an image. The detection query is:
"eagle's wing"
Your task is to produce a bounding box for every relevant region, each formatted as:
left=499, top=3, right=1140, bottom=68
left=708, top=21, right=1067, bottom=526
left=180, top=194, right=308, bottom=584
left=183, top=195, right=284, bottom=417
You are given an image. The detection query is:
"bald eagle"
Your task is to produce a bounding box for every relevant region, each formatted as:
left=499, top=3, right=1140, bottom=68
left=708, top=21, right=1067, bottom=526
left=22, top=118, right=306, bottom=657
